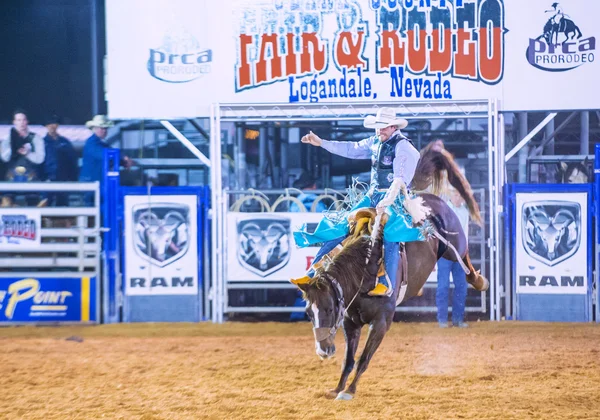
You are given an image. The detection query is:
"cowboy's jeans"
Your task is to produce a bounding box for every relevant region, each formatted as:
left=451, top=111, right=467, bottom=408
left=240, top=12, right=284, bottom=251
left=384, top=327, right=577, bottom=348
left=307, top=237, right=399, bottom=291
left=436, top=257, right=468, bottom=324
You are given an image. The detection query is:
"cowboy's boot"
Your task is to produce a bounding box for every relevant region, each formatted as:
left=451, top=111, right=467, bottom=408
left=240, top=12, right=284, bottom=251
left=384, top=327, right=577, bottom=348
left=368, top=266, right=392, bottom=297
left=368, top=282, right=390, bottom=296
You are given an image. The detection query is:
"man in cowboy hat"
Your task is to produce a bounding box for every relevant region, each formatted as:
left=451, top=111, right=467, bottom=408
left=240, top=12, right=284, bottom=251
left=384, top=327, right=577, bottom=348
left=294, top=107, right=424, bottom=296
left=79, top=115, right=133, bottom=188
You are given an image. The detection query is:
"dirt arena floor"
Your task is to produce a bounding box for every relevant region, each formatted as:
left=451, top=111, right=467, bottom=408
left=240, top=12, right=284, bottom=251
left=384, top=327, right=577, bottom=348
left=1, top=321, right=599, bottom=420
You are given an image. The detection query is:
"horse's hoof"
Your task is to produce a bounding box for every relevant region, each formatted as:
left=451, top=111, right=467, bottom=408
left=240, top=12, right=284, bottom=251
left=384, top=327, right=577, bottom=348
left=335, top=392, right=354, bottom=401
left=325, top=389, right=339, bottom=399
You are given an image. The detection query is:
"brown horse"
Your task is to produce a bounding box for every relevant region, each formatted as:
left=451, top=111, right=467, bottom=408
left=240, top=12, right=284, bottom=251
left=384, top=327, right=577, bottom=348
left=290, top=143, right=488, bottom=400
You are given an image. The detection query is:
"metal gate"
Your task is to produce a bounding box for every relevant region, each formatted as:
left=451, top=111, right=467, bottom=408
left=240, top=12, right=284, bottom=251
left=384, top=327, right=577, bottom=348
left=102, top=149, right=210, bottom=323
left=209, top=100, right=503, bottom=322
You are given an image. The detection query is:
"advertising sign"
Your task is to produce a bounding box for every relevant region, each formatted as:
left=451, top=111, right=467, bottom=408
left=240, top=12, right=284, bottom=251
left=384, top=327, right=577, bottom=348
left=0, top=208, right=41, bottom=250
left=106, top=0, right=599, bottom=118
left=515, top=192, right=588, bottom=295
left=123, top=195, right=199, bottom=295
left=0, top=277, right=97, bottom=323
left=227, top=212, right=324, bottom=281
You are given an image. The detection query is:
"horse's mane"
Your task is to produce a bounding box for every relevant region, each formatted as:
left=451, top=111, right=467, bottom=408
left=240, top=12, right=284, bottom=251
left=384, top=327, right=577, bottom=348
left=313, top=235, right=373, bottom=295
left=412, top=142, right=482, bottom=225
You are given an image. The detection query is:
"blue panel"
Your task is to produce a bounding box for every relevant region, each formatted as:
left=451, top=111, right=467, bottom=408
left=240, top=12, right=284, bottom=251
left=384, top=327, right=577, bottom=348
left=103, top=148, right=121, bottom=324
left=119, top=186, right=209, bottom=323
left=0, top=277, right=97, bottom=323
left=594, top=144, right=600, bottom=322
left=517, top=294, right=589, bottom=322
left=509, top=184, right=594, bottom=323
left=125, top=296, right=199, bottom=322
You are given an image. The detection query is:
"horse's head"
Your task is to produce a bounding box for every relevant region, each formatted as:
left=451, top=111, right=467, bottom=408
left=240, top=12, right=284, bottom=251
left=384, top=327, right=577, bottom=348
left=291, top=273, right=345, bottom=360
left=556, top=159, right=590, bottom=184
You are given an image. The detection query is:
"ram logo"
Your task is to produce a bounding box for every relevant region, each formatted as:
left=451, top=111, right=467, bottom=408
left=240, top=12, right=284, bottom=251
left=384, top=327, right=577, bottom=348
left=132, top=203, right=190, bottom=267
left=237, top=217, right=290, bottom=277
left=522, top=200, right=581, bottom=267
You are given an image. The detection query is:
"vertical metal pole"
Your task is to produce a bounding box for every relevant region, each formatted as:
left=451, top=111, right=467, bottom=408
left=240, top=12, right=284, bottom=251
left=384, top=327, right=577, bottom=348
left=280, top=127, right=289, bottom=187
left=518, top=112, right=528, bottom=183
left=493, top=99, right=502, bottom=321
left=259, top=126, right=268, bottom=188
left=90, top=0, right=99, bottom=116
left=497, top=108, right=505, bottom=321
left=236, top=124, right=246, bottom=189
left=487, top=100, right=496, bottom=321
left=268, top=125, right=278, bottom=188
left=544, top=113, right=555, bottom=155
left=210, top=105, right=219, bottom=323
left=580, top=111, right=590, bottom=155
left=215, top=107, right=224, bottom=323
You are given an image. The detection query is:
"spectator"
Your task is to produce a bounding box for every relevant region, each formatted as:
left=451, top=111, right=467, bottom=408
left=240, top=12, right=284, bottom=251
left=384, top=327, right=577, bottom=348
left=0, top=109, right=46, bottom=207
left=290, top=171, right=327, bottom=213
left=79, top=115, right=132, bottom=203
left=436, top=186, right=470, bottom=328
left=42, top=115, right=79, bottom=206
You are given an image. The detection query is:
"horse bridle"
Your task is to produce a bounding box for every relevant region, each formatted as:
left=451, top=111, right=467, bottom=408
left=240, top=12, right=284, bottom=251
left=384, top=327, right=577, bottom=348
left=312, top=273, right=345, bottom=342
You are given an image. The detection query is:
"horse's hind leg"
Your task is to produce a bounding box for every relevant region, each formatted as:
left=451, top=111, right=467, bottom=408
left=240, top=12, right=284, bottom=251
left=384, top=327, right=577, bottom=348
left=463, top=252, right=489, bottom=291
left=337, top=316, right=389, bottom=400
left=326, top=319, right=361, bottom=399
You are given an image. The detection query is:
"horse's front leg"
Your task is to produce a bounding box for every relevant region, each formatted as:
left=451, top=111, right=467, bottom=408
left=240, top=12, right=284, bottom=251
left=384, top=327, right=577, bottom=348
left=326, top=318, right=361, bottom=399
left=336, top=315, right=389, bottom=400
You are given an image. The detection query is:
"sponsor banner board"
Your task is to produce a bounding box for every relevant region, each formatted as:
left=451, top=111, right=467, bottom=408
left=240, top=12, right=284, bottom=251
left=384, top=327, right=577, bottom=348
left=515, top=192, right=588, bottom=295
left=0, top=277, right=97, bottom=323
left=0, top=208, right=41, bottom=250
left=106, top=0, right=599, bottom=118
left=227, top=212, right=324, bottom=281
left=124, top=195, right=199, bottom=295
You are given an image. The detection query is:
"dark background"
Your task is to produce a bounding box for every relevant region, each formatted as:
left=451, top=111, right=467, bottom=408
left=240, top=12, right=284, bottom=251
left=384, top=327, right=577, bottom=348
left=0, top=0, right=106, bottom=125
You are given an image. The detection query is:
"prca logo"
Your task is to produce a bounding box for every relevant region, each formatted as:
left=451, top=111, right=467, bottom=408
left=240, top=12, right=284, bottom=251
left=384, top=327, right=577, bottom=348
left=526, top=2, right=595, bottom=71
left=147, top=27, right=212, bottom=83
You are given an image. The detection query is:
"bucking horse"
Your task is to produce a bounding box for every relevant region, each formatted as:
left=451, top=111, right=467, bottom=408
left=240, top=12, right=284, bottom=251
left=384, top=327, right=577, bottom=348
left=290, top=142, right=489, bottom=400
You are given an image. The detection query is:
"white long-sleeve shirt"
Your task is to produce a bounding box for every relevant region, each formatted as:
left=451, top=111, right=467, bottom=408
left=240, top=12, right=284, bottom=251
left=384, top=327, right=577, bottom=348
left=1, top=131, right=45, bottom=164
left=320, top=131, right=420, bottom=187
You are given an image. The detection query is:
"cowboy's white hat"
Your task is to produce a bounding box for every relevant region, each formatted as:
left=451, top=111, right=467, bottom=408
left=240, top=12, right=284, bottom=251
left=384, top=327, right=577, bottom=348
left=363, top=107, right=408, bottom=129
left=85, top=114, right=114, bottom=129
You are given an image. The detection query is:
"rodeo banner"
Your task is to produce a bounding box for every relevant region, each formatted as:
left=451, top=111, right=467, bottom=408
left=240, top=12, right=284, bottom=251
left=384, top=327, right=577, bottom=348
left=106, top=0, right=599, bottom=118
left=0, top=277, right=97, bottom=323
left=515, top=192, right=589, bottom=295
left=0, top=208, right=41, bottom=250
left=123, top=195, right=199, bottom=296
left=227, top=212, right=324, bottom=281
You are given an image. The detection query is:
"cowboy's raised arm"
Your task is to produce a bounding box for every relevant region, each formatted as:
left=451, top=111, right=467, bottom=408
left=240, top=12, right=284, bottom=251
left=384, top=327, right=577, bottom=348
left=301, top=131, right=372, bottom=159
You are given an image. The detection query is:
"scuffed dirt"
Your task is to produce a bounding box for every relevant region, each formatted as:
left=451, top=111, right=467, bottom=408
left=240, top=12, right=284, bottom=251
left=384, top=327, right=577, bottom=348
left=1, top=322, right=599, bottom=419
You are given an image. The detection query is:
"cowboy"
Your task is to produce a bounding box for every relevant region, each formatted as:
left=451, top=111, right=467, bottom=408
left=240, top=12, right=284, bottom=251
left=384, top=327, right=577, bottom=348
left=79, top=115, right=133, bottom=185
left=293, top=108, right=426, bottom=296
left=546, top=2, right=567, bottom=25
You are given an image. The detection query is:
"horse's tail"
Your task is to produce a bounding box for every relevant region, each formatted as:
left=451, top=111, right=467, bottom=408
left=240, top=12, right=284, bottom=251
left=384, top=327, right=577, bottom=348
left=411, top=143, right=483, bottom=226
